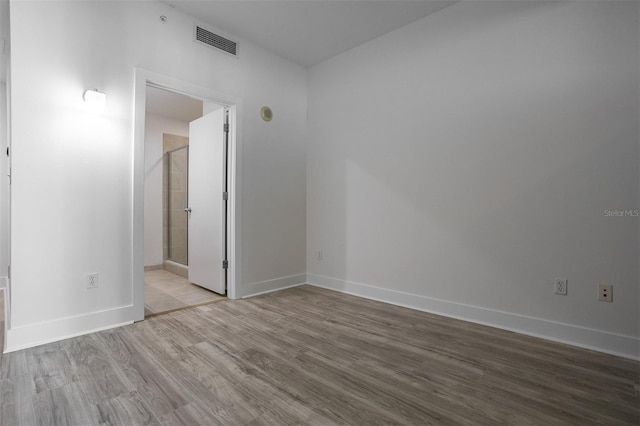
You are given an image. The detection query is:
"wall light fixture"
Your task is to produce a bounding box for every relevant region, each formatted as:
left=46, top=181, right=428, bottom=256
left=83, top=89, right=106, bottom=113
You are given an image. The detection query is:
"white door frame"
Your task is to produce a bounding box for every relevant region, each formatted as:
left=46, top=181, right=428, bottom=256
left=133, top=68, right=242, bottom=321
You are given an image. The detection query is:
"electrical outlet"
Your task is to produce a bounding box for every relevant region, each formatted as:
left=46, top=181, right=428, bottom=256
left=598, top=284, right=612, bottom=302
left=554, top=278, right=568, bottom=295
left=87, top=272, right=99, bottom=289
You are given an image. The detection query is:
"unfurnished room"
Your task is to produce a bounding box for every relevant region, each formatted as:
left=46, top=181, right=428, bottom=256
left=0, top=0, right=638, bottom=424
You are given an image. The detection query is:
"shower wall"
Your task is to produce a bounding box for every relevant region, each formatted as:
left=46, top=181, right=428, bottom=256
left=163, top=134, right=189, bottom=266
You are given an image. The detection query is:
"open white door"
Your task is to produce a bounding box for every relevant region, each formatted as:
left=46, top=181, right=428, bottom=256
left=187, top=108, right=226, bottom=294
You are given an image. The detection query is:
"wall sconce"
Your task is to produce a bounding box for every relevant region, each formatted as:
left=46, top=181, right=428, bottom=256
left=83, top=89, right=106, bottom=113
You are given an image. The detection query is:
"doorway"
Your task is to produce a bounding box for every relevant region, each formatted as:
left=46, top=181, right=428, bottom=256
left=134, top=70, right=240, bottom=320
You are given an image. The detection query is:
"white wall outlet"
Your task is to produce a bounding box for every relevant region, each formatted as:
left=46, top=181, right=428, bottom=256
left=554, top=278, right=568, bottom=295
left=87, top=272, right=99, bottom=289
left=598, top=284, right=612, bottom=302
left=317, top=250, right=323, bottom=261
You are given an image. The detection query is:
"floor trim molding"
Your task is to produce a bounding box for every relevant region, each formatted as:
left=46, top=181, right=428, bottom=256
left=163, top=260, right=188, bottom=278
left=306, top=273, right=639, bottom=360
left=242, top=273, right=306, bottom=298
left=4, top=306, right=135, bottom=353
left=144, top=264, right=163, bottom=271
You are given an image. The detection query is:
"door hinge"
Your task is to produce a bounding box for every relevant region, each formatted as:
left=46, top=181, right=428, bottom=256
left=222, top=260, right=229, bottom=269
left=223, top=191, right=228, bottom=201
left=223, top=123, right=229, bottom=133
left=7, top=265, right=10, bottom=279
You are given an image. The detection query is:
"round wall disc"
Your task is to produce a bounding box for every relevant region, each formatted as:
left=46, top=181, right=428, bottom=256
left=260, top=106, right=273, bottom=122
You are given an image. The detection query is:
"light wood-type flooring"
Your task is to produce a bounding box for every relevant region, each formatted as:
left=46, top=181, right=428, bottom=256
left=0, top=289, right=4, bottom=363
left=144, top=269, right=225, bottom=317
left=1, top=285, right=638, bottom=425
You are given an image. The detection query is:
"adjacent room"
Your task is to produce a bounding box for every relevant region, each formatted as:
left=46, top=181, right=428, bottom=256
left=143, top=86, right=228, bottom=317
left=0, top=0, right=638, bottom=424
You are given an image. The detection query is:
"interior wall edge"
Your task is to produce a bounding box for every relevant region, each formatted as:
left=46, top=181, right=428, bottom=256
left=306, top=273, right=640, bottom=361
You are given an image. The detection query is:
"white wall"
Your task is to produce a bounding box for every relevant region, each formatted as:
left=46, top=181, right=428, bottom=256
left=0, top=82, right=7, bottom=288
left=144, top=113, right=189, bottom=267
left=0, top=0, right=10, bottom=293
left=307, top=1, right=639, bottom=358
left=0, top=0, right=8, bottom=348
left=7, top=1, right=307, bottom=350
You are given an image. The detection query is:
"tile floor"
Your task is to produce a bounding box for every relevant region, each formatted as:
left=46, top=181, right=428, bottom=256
left=144, top=269, right=225, bottom=317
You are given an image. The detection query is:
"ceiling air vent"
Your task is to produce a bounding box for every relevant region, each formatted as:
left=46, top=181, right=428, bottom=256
left=194, top=25, right=238, bottom=58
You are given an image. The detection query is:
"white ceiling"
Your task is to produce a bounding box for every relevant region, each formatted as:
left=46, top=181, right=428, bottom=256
left=146, top=86, right=204, bottom=122
left=166, top=0, right=457, bottom=67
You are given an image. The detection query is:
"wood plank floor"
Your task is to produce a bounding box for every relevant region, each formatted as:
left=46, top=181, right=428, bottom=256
left=144, top=269, right=225, bottom=317
left=1, top=285, right=638, bottom=425
left=0, top=289, right=4, bottom=362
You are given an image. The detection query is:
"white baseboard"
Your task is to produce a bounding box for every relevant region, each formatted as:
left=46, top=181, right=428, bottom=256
left=307, top=273, right=640, bottom=360
left=163, top=260, right=188, bottom=278
left=0, top=275, right=6, bottom=290
left=4, top=305, right=135, bottom=353
left=144, top=264, right=163, bottom=271
left=242, top=273, right=306, bottom=298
